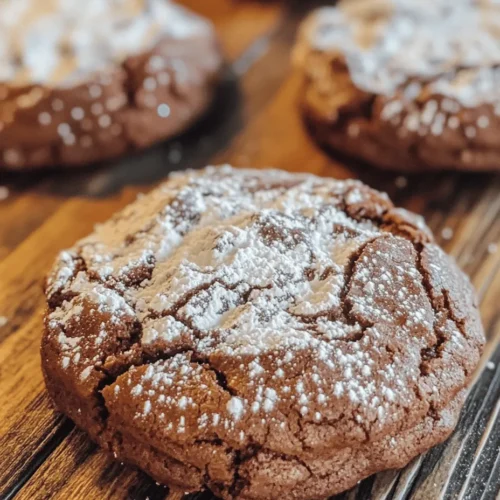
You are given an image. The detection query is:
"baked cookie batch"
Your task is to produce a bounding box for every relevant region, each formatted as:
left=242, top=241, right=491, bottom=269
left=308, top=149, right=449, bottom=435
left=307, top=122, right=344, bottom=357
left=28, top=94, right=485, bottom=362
left=14, top=0, right=489, bottom=498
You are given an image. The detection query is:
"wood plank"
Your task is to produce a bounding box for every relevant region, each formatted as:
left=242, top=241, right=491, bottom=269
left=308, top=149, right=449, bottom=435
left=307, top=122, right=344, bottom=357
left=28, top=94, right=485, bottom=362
left=181, top=0, right=279, bottom=61
left=14, top=429, right=165, bottom=500
left=0, top=394, right=72, bottom=500
left=0, top=193, right=62, bottom=261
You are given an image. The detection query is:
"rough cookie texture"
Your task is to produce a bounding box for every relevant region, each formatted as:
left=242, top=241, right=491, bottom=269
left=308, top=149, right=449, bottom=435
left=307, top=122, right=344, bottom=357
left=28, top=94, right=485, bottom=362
left=294, top=0, right=500, bottom=172
left=0, top=0, right=222, bottom=171
left=42, top=166, right=484, bottom=499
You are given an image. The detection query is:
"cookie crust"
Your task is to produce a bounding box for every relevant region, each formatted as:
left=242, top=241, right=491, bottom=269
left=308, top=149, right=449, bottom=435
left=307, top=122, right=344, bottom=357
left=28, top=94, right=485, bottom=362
left=0, top=1, right=223, bottom=171
left=42, top=166, right=484, bottom=499
left=294, top=0, right=500, bottom=172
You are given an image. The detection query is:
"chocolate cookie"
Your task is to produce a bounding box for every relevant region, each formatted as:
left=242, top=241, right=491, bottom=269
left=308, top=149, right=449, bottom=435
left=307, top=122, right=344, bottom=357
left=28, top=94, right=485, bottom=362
left=42, top=166, right=484, bottom=499
left=0, top=0, right=223, bottom=171
left=294, top=0, right=500, bottom=172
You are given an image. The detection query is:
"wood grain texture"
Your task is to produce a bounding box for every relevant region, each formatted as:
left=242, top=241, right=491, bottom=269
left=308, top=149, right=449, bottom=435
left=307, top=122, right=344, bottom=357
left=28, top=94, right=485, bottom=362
left=0, top=1, right=498, bottom=500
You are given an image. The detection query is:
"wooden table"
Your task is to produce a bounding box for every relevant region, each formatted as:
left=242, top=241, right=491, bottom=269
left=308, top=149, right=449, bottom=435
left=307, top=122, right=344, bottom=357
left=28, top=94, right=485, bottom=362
left=0, top=2, right=499, bottom=499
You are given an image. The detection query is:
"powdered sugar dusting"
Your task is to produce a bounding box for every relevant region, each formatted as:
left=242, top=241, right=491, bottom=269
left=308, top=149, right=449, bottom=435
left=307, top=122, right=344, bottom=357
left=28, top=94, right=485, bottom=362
left=227, top=396, right=245, bottom=421
left=299, top=0, right=500, bottom=107
left=47, top=166, right=464, bottom=440
left=0, top=0, right=213, bottom=86
left=141, top=315, right=188, bottom=345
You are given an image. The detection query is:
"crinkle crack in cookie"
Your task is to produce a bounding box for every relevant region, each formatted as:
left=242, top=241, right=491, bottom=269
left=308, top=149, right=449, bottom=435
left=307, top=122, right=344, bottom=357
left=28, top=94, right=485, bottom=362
left=294, top=0, right=500, bottom=172
left=0, top=0, right=223, bottom=171
left=42, top=166, right=484, bottom=499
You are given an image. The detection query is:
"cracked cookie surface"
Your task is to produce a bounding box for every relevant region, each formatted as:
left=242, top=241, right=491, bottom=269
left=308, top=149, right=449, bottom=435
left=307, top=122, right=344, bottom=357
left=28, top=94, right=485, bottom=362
left=0, top=0, right=222, bottom=171
left=294, top=0, right=500, bottom=172
left=42, top=166, right=484, bottom=499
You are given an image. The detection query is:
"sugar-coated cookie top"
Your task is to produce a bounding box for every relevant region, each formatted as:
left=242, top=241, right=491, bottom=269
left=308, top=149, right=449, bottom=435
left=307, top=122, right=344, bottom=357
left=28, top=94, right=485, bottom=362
left=299, top=0, right=500, bottom=106
left=44, top=167, right=483, bottom=438
left=0, top=0, right=213, bottom=86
